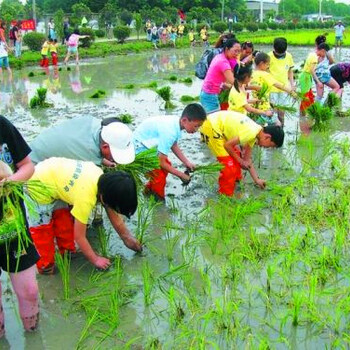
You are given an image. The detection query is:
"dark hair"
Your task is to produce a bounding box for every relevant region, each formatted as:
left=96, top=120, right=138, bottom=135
left=263, top=125, right=284, bottom=148
left=317, top=42, right=330, bottom=51
left=315, top=34, right=327, bottom=46
left=214, top=33, right=237, bottom=48
left=273, top=37, right=288, bottom=54
left=242, top=41, right=254, bottom=50
left=181, top=103, right=207, bottom=121
left=101, top=117, right=122, bottom=126
left=254, top=52, right=270, bottom=66
left=223, top=38, right=240, bottom=51
left=233, top=65, right=252, bottom=92
left=73, top=29, right=80, bottom=35
left=98, top=171, right=137, bottom=218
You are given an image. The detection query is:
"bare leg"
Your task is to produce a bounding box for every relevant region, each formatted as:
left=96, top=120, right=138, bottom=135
left=0, top=282, right=4, bottom=338
left=316, top=83, right=324, bottom=102
left=75, top=52, right=79, bottom=65
left=326, top=78, right=341, bottom=96
left=10, top=265, right=39, bottom=332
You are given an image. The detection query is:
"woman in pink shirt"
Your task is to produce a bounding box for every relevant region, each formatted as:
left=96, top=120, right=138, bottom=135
left=200, top=38, right=241, bottom=113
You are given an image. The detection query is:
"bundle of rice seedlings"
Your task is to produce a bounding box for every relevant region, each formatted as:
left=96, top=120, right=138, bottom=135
left=179, top=77, right=193, bottom=84
left=156, top=86, right=176, bottom=109
left=180, top=95, right=199, bottom=103
left=146, top=81, right=158, bottom=89
left=118, top=113, right=133, bottom=124
left=167, top=75, right=178, bottom=81
left=89, top=89, right=106, bottom=98
left=116, top=84, right=135, bottom=89
left=325, top=92, right=341, bottom=110
left=256, top=82, right=269, bottom=100
left=306, top=102, right=333, bottom=132
left=272, top=105, right=297, bottom=114
left=218, top=89, right=230, bottom=104
left=105, top=148, right=160, bottom=187
left=28, top=72, right=35, bottom=77
left=335, top=109, right=350, bottom=118
left=192, top=163, right=223, bottom=175
left=30, top=88, right=53, bottom=108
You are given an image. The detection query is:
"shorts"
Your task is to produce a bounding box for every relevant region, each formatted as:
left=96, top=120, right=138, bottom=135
left=330, top=65, right=345, bottom=88
left=0, top=56, right=9, bottom=69
left=336, top=36, right=343, bottom=42
left=68, top=46, right=78, bottom=54
left=270, top=92, right=290, bottom=107
left=317, top=73, right=331, bottom=84
left=0, top=237, right=39, bottom=274
left=200, top=90, right=220, bottom=114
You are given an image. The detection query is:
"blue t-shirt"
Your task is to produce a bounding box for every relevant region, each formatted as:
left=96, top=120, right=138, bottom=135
left=133, top=116, right=182, bottom=156
left=30, top=116, right=101, bottom=165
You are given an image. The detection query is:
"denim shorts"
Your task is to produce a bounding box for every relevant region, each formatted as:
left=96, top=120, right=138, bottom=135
left=68, top=46, right=78, bottom=54
left=200, top=90, right=220, bottom=114
left=0, top=56, right=9, bottom=68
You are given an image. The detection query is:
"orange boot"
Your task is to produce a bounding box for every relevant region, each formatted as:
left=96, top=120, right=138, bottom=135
left=145, top=159, right=171, bottom=199
left=217, top=152, right=242, bottom=196
left=52, top=208, right=75, bottom=255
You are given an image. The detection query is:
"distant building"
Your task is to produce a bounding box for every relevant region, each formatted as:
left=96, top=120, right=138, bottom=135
left=246, top=0, right=279, bottom=20
left=302, top=13, right=333, bottom=22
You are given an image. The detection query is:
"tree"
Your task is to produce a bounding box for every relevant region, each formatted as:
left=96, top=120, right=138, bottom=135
left=99, top=2, right=118, bottom=28
left=53, top=9, right=65, bottom=41
left=0, top=0, right=25, bottom=25
left=133, top=13, right=142, bottom=40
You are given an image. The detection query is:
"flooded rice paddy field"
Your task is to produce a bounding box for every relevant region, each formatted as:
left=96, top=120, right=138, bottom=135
left=2, top=46, right=350, bottom=349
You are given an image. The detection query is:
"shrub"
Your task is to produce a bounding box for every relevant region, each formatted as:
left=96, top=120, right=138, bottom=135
left=296, top=23, right=304, bottom=29
left=94, top=29, right=105, bottom=38
left=78, top=27, right=95, bottom=48
left=267, top=22, right=278, bottom=30
left=213, top=21, right=228, bottom=33
left=278, top=23, right=287, bottom=30
left=324, top=21, right=334, bottom=28
left=231, top=23, right=243, bottom=32
left=120, top=9, right=133, bottom=25
left=287, top=22, right=296, bottom=30
left=245, top=22, right=259, bottom=32
left=258, top=22, right=268, bottom=30
left=309, top=22, right=317, bottom=29
left=113, top=25, right=131, bottom=43
left=317, top=22, right=325, bottom=28
left=23, top=32, right=46, bottom=51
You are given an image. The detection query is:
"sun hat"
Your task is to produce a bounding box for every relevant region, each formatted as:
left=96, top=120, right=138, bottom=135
left=100, top=122, right=135, bottom=164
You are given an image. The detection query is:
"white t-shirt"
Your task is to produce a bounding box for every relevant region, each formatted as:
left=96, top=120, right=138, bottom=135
left=334, top=24, right=345, bottom=37
left=0, top=42, right=8, bottom=58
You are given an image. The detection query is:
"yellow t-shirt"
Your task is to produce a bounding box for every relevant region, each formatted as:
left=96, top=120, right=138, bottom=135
left=49, top=43, right=58, bottom=53
left=189, top=32, right=194, bottom=41
left=228, top=87, right=248, bottom=115
left=303, top=52, right=318, bottom=73
left=41, top=41, right=49, bottom=56
left=268, top=51, right=294, bottom=92
left=199, top=111, right=262, bottom=157
left=30, top=158, right=103, bottom=224
left=200, top=29, right=207, bottom=40
left=178, top=25, right=185, bottom=34
left=251, top=70, right=279, bottom=110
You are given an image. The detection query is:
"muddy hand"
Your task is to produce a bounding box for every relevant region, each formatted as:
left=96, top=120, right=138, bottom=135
left=255, top=178, right=266, bottom=189
left=181, top=172, right=191, bottom=186
left=124, top=236, right=143, bottom=252
left=94, top=256, right=111, bottom=270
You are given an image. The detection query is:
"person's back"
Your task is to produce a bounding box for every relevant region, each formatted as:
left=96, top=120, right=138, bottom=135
left=67, top=33, right=79, bottom=47
left=30, top=116, right=101, bottom=165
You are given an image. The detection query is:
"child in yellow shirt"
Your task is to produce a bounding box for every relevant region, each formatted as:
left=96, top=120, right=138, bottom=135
left=228, top=65, right=273, bottom=118
left=49, top=39, right=58, bottom=66
left=251, top=52, right=296, bottom=125
left=40, top=38, right=52, bottom=67
left=200, top=111, right=284, bottom=196
left=189, top=28, right=195, bottom=47
left=268, top=37, right=295, bottom=126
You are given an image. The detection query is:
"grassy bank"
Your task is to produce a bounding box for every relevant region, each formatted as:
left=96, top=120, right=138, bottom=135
left=10, top=29, right=339, bottom=69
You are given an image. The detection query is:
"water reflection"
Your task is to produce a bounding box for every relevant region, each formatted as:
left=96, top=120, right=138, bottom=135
left=0, top=75, right=14, bottom=113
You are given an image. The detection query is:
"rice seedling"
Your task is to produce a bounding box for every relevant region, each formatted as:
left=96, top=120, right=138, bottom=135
left=89, top=89, right=106, bottom=98
left=55, top=251, right=71, bottom=300
left=97, top=226, right=111, bottom=257
left=164, top=222, right=181, bottom=263
left=147, top=81, right=158, bottom=89
left=256, top=82, right=269, bottom=100
left=156, top=86, right=176, bottom=109
left=28, top=71, right=35, bottom=77
left=306, top=102, right=333, bottom=132
left=136, top=196, right=160, bottom=244
left=325, top=92, right=341, bottom=110
left=142, top=260, right=154, bottom=306
left=190, top=163, right=223, bottom=177
left=30, top=87, right=53, bottom=108
left=116, top=83, right=135, bottom=89
left=167, top=75, right=178, bottom=81
left=180, top=95, right=199, bottom=103
left=105, top=148, right=159, bottom=187
left=118, top=113, right=133, bottom=124
left=218, top=89, right=230, bottom=104
left=272, top=104, right=297, bottom=114
left=179, top=77, right=193, bottom=84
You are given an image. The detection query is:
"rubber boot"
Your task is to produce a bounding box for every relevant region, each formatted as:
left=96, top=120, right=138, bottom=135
left=52, top=208, right=75, bottom=255
left=145, top=158, right=171, bottom=199
left=217, top=153, right=242, bottom=196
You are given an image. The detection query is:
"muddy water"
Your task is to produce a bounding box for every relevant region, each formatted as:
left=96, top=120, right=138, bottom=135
left=1, top=45, right=350, bottom=349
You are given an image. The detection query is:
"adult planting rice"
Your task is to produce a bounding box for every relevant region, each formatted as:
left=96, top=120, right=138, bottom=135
left=199, top=38, right=241, bottom=113
left=330, top=63, right=350, bottom=97
left=200, top=111, right=284, bottom=196
left=0, top=116, right=40, bottom=337
left=26, top=158, right=142, bottom=274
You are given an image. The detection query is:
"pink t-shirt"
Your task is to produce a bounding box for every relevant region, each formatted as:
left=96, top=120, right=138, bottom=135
left=202, top=53, right=232, bottom=94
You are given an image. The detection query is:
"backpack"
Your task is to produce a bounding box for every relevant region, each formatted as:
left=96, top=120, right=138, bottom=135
left=195, top=48, right=223, bottom=79
left=67, top=34, right=78, bottom=47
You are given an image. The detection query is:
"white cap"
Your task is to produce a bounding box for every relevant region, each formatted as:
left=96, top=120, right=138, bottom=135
left=100, top=122, right=135, bottom=164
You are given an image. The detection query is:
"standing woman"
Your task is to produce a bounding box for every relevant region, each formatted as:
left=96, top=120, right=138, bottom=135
left=200, top=38, right=241, bottom=113
left=0, top=21, right=12, bottom=78
left=64, top=30, right=89, bottom=66
left=48, top=18, right=56, bottom=40
left=14, top=22, right=22, bottom=58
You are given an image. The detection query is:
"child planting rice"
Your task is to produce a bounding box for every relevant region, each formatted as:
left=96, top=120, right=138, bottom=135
left=0, top=116, right=40, bottom=337
left=26, top=157, right=142, bottom=274
left=200, top=110, right=285, bottom=196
